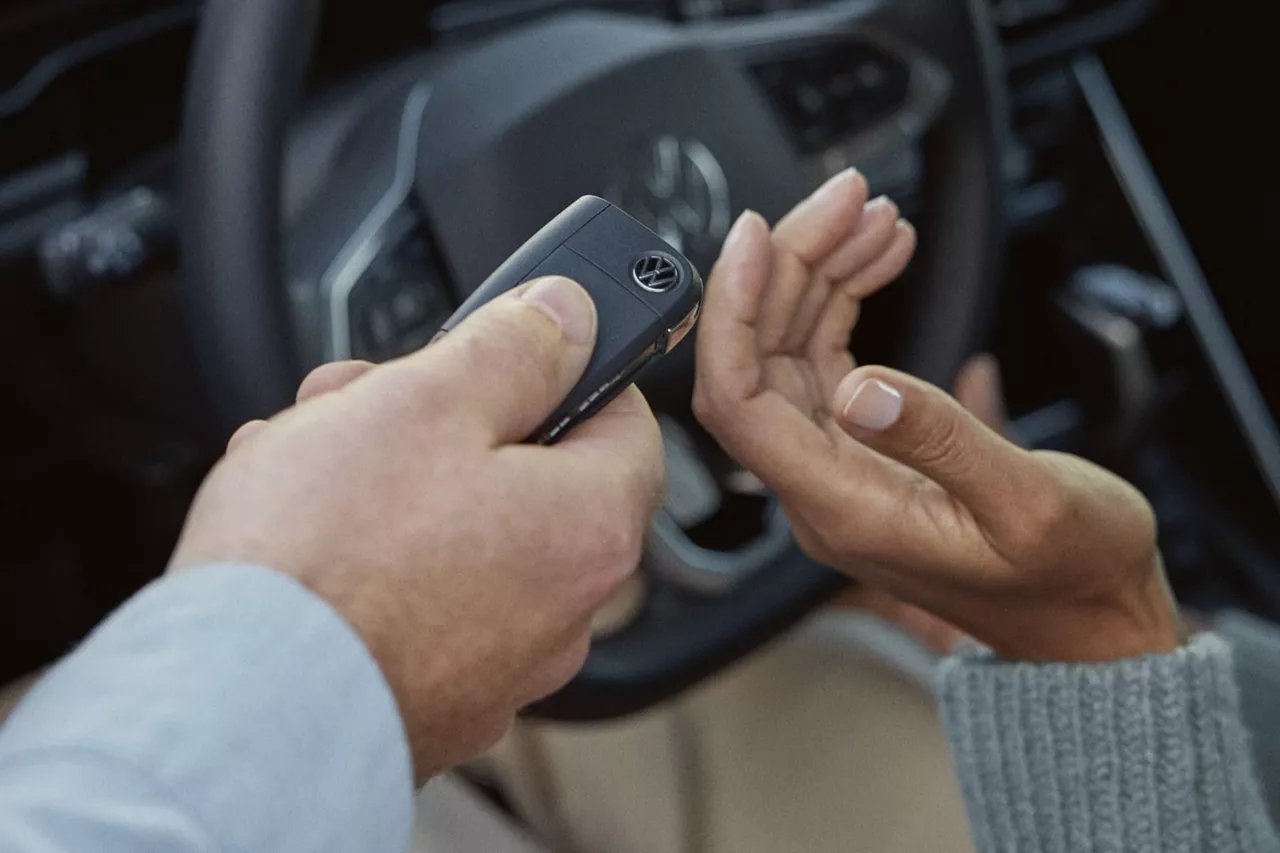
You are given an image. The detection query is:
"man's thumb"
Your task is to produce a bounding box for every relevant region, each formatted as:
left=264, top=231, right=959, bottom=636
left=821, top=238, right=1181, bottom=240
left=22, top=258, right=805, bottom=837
left=413, top=276, right=597, bottom=443
left=833, top=366, right=1032, bottom=526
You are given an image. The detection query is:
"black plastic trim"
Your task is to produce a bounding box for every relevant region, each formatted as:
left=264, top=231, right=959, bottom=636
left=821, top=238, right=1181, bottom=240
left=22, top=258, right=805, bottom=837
left=1004, top=0, right=1160, bottom=70
left=1073, top=55, right=1280, bottom=516
left=0, top=5, right=195, bottom=120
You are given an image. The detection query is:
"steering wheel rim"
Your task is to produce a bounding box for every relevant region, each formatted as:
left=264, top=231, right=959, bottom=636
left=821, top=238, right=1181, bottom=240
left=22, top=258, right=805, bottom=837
left=180, top=0, right=1009, bottom=719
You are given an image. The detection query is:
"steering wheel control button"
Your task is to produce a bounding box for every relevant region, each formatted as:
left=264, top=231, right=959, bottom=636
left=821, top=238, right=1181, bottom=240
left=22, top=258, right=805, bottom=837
left=752, top=43, right=910, bottom=154
left=438, top=196, right=703, bottom=444
left=632, top=253, right=682, bottom=292
left=348, top=230, right=453, bottom=362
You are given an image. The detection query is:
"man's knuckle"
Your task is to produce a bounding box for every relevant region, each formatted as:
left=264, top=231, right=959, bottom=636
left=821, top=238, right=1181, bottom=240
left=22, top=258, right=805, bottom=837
left=539, top=637, right=592, bottom=698
left=599, top=518, right=645, bottom=570
left=573, top=496, right=645, bottom=578
left=637, top=428, right=668, bottom=498
left=597, top=417, right=665, bottom=512
left=370, top=363, right=447, bottom=423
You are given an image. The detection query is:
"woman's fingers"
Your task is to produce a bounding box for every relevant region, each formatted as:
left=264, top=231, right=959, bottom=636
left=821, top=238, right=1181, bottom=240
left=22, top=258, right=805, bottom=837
left=696, top=211, right=774, bottom=405
left=818, top=196, right=901, bottom=289
left=696, top=215, right=863, bottom=495
left=804, top=221, right=917, bottom=397
left=772, top=168, right=869, bottom=266
left=758, top=170, right=868, bottom=353
left=782, top=195, right=901, bottom=355
left=839, top=218, right=916, bottom=300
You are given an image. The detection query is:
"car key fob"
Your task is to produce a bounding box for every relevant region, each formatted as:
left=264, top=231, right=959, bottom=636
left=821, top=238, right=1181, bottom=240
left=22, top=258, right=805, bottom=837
left=435, top=196, right=703, bottom=444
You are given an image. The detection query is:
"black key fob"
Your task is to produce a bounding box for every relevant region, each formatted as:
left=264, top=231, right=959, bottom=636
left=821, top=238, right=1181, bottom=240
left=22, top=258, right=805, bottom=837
left=436, top=196, right=703, bottom=444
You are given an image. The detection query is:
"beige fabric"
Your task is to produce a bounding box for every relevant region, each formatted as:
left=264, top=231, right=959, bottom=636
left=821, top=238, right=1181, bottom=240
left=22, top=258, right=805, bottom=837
left=484, top=613, right=974, bottom=853
left=411, top=776, right=551, bottom=853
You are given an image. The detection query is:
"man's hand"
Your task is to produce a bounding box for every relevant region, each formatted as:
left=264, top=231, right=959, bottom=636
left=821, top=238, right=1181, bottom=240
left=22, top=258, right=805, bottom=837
left=170, top=277, right=665, bottom=779
left=694, top=171, right=1180, bottom=663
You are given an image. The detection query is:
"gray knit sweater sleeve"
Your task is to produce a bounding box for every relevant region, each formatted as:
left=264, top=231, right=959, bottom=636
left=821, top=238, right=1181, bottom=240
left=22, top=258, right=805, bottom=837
left=938, top=634, right=1280, bottom=852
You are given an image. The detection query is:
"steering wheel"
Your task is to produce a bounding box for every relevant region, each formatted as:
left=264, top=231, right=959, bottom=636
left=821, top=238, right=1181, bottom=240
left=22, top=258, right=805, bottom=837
left=180, top=0, right=1008, bottom=720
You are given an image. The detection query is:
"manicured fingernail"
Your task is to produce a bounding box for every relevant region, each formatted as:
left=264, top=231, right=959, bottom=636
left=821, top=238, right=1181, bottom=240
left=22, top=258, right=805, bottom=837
left=723, top=210, right=757, bottom=254
left=864, top=195, right=894, bottom=214
left=841, top=378, right=903, bottom=431
left=809, top=168, right=859, bottom=206
left=522, top=276, right=596, bottom=345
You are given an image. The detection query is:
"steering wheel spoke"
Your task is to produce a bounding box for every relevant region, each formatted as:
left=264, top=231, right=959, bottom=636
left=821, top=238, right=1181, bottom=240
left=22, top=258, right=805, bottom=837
left=284, top=82, right=454, bottom=366
left=693, top=5, right=952, bottom=198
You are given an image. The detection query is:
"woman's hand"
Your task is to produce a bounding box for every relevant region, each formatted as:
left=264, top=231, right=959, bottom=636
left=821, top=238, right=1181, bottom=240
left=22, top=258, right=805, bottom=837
left=693, top=170, right=1181, bottom=662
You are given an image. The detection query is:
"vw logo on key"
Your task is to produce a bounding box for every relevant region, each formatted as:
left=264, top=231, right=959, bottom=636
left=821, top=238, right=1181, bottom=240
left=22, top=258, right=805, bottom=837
left=632, top=253, right=681, bottom=292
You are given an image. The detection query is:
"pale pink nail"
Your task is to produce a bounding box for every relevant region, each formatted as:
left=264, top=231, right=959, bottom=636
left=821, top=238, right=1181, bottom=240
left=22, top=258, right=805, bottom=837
left=811, top=167, right=859, bottom=205
left=841, top=379, right=904, bottom=431
left=864, top=195, right=894, bottom=214
left=722, top=210, right=756, bottom=255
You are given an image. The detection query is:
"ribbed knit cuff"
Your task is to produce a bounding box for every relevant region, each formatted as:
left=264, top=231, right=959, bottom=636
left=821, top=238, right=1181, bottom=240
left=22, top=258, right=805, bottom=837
left=1217, top=611, right=1280, bottom=825
left=938, top=634, right=1280, bottom=852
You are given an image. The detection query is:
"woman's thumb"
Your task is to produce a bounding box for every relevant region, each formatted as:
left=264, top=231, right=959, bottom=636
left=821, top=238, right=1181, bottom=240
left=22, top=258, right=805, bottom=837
left=833, top=366, right=1034, bottom=527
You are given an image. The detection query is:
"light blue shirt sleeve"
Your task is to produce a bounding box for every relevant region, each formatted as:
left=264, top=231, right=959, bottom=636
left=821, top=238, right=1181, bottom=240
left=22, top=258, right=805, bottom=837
left=0, top=563, right=415, bottom=853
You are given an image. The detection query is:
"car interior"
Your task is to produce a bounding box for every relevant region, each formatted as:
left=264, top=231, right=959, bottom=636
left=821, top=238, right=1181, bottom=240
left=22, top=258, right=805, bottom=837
left=2, top=0, right=1278, bottom=850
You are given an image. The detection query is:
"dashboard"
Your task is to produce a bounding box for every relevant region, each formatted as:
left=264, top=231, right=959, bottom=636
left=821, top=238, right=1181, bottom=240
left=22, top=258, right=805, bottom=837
left=0, top=0, right=1157, bottom=299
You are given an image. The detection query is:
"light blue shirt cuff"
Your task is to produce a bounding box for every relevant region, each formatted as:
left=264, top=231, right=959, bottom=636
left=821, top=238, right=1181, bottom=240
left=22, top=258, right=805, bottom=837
left=0, top=563, right=414, bottom=853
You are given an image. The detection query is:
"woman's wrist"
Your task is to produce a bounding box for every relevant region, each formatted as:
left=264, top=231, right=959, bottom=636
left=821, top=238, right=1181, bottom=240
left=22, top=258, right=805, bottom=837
left=982, top=559, right=1184, bottom=663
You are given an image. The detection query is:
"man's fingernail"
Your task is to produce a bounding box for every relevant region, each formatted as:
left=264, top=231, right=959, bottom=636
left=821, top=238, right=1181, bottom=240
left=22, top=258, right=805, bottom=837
left=522, top=277, right=596, bottom=345
left=723, top=210, right=756, bottom=255
left=841, top=378, right=904, bottom=431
